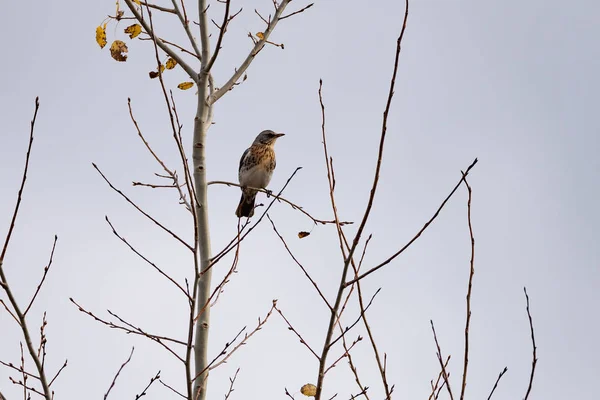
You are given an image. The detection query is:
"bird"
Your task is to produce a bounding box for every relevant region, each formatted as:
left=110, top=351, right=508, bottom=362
left=236, top=130, right=285, bottom=218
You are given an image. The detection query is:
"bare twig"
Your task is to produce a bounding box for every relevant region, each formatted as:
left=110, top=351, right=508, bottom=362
left=208, top=167, right=303, bottom=268
left=459, top=174, right=475, bottom=400
left=279, top=3, right=314, bottom=20
left=208, top=180, right=352, bottom=226
left=267, top=215, right=332, bottom=309
left=23, top=235, right=57, bottom=316
left=523, top=287, right=537, bottom=400
left=209, top=302, right=277, bottom=370
left=140, top=2, right=176, bottom=14
left=48, top=359, right=68, bottom=387
left=329, top=289, right=380, bottom=349
left=324, top=335, right=362, bottom=374
left=0, top=97, right=53, bottom=400
left=204, top=0, right=231, bottom=73
left=314, top=2, right=410, bottom=397
left=430, top=320, right=454, bottom=400
left=0, top=360, right=40, bottom=380
left=93, top=164, right=193, bottom=252
left=274, top=304, right=320, bottom=360
left=105, top=216, right=190, bottom=299
left=344, top=158, right=478, bottom=287
left=70, top=298, right=185, bottom=363
left=486, top=367, right=507, bottom=400
left=135, top=371, right=161, bottom=399
left=208, top=0, right=293, bottom=104
left=159, top=380, right=187, bottom=399
left=104, top=347, right=134, bottom=400
left=224, top=368, right=240, bottom=400
left=429, top=355, right=451, bottom=400
left=127, top=98, right=192, bottom=213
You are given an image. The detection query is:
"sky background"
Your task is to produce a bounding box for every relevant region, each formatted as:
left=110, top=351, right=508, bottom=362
left=1, top=0, right=599, bottom=399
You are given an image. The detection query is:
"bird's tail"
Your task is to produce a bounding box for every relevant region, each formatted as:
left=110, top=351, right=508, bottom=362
left=235, top=191, right=257, bottom=218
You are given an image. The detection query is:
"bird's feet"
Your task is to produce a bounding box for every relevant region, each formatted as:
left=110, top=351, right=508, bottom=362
left=265, top=189, right=273, bottom=198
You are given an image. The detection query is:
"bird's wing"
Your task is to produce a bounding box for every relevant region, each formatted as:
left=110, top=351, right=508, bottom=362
left=238, top=147, right=250, bottom=172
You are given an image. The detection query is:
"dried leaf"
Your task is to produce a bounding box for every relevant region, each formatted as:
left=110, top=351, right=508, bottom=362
left=298, top=231, right=310, bottom=239
left=124, top=24, right=142, bottom=39
left=165, top=57, right=177, bottom=70
left=95, top=23, right=108, bottom=49
left=149, top=64, right=165, bottom=79
left=300, top=384, right=317, bottom=397
left=110, top=40, right=128, bottom=62
left=256, top=32, right=265, bottom=40
left=177, top=82, right=194, bottom=90
left=116, top=10, right=124, bottom=20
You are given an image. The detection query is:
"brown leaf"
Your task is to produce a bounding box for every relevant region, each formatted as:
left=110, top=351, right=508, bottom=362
left=298, top=231, right=310, bottom=239
left=110, top=40, right=128, bottom=62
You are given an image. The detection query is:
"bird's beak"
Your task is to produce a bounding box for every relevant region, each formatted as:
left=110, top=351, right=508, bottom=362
left=275, top=133, right=285, bottom=138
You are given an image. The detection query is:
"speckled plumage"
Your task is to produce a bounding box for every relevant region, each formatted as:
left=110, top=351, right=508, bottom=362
left=236, top=130, right=284, bottom=218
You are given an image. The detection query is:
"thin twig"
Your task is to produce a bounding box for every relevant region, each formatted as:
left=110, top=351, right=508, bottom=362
left=274, top=304, right=320, bottom=360
left=324, top=336, right=362, bottom=375
left=48, top=359, right=68, bottom=387
left=328, top=289, right=380, bottom=349
left=105, top=216, right=190, bottom=299
left=267, top=215, right=332, bottom=309
left=486, top=367, right=507, bottom=400
left=135, top=371, right=161, bottom=399
left=459, top=174, right=475, bottom=400
left=208, top=180, right=351, bottom=225
left=208, top=0, right=293, bottom=104
left=279, top=3, right=314, bottom=20
left=523, top=287, right=537, bottom=400
left=93, top=164, right=193, bottom=252
left=430, top=320, right=454, bottom=400
left=104, top=347, right=134, bottom=400
left=24, top=235, right=58, bottom=316
left=0, top=97, right=53, bottom=400
left=344, top=158, right=478, bottom=287
left=209, top=302, right=277, bottom=370
left=159, top=380, right=187, bottom=399
left=428, top=355, right=451, bottom=400
left=70, top=298, right=185, bottom=363
left=208, top=167, right=303, bottom=269
left=224, top=368, right=240, bottom=400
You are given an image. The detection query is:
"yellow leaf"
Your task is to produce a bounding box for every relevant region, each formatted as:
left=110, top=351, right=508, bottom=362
left=133, top=0, right=141, bottom=4
left=124, top=24, right=142, bottom=39
left=165, top=57, right=177, bottom=70
left=298, top=231, right=310, bottom=239
left=110, top=40, right=128, bottom=62
left=159, top=64, right=165, bottom=73
left=177, top=82, right=194, bottom=90
left=96, top=23, right=107, bottom=49
left=256, top=32, right=265, bottom=40
left=300, top=384, right=317, bottom=397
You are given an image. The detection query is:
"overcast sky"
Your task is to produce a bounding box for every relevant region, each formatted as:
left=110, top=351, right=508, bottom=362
left=1, top=0, right=599, bottom=399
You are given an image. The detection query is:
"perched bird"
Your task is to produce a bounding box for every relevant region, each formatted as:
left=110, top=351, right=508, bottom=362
left=236, top=130, right=285, bottom=218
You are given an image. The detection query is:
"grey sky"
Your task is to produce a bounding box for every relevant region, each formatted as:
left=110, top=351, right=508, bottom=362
left=1, top=0, right=598, bottom=399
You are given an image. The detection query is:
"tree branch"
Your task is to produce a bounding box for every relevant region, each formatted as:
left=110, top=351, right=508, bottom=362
left=207, top=0, right=292, bottom=105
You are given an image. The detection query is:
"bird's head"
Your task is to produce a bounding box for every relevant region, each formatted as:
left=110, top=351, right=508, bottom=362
left=253, top=130, right=285, bottom=146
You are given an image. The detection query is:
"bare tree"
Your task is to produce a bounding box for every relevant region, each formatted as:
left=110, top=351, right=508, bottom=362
left=1, top=1, right=540, bottom=399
